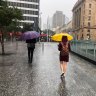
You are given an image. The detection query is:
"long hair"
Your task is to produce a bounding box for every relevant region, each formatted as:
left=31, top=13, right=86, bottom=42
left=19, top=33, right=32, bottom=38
left=61, top=36, right=68, bottom=45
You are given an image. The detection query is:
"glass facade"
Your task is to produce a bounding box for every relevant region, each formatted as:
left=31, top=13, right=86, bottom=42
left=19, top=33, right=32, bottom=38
left=7, top=0, right=40, bottom=27
left=19, top=0, right=39, bottom=3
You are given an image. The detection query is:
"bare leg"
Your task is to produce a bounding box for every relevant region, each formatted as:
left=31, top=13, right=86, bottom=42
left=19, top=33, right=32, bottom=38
left=60, top=61, right=64, bottom=73
left=62, top=62, right=67, bottom=76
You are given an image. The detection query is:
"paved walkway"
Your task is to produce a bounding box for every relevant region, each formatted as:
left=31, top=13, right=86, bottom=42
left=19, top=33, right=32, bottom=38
left=0, top=42, right=96, bottom=96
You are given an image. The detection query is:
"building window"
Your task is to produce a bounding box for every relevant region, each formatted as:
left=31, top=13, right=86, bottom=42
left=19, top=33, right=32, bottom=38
left=87, top=29, right=90, bottom=32
left=81, top=34, right=83, bottom=40
left=88, top=22, right=90, bottom=27
left=83, top=16, right=85, bottom=21
left=89, top=4, right=91, bottom=8
left=84, top=4, right=85, bottom=9
left=84, top=10, right=85, bottom=14
left=87, top=34, right=90, bottom=40
left=89, top=10, right=91, bottom=14
left=83, top=22, right=84, bottom=26
left=88, top=16, right=91, bottom=21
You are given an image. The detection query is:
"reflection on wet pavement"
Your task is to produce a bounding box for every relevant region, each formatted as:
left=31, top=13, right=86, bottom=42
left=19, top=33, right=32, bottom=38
left=0, top=42, right=96, bottom=96
left=58, top=78, right=68, bottom=96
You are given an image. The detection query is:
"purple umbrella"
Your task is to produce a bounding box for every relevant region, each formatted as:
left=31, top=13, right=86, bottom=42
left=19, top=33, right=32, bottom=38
left=22, top=31, right=40, bottom=40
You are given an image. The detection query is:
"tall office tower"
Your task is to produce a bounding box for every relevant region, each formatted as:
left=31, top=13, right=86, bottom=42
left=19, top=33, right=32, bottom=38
left=52, top=11, right=65, bottom=28
left=7, top=0, right=40, bottom=28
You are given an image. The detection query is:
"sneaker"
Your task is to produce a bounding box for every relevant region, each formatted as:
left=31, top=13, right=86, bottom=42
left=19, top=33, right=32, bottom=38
left=61, top=73, right=64, bottom=77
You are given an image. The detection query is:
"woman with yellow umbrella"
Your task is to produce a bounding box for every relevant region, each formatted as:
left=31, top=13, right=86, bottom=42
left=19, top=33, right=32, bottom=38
left=52, top=33, right=73, bottom=78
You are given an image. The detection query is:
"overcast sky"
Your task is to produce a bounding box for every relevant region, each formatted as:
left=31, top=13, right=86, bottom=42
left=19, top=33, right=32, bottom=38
left=40, top=0, right=78, bottom=24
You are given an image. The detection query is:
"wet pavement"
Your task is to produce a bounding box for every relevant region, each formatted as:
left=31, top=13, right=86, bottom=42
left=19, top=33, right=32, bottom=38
left=0, top=41, right=96, bottom=96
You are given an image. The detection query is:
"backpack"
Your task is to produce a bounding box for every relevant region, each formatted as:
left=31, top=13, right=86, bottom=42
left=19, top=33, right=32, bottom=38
left=60, top=42, right=69, bottom=56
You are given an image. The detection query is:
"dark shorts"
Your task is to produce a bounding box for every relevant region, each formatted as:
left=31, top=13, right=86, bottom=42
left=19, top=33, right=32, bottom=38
left=59, top=54, right=69, bottom=62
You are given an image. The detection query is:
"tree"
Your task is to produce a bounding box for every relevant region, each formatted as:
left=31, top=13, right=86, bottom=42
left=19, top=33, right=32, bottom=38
left=7, top=22, right=22, bottom=32
left=0, top=0, right=7, bottom=6
left=0, top=0, right=23, bottom=55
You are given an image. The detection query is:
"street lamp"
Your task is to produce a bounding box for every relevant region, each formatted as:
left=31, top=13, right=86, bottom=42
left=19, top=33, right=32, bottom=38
left=39, top=12, right=42, bottom=29
left=47, top=16, right=49, bottom=42
left=39, top=12, right=42, bottom=42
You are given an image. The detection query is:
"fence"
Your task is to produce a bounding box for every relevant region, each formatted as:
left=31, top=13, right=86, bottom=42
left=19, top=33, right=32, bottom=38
left=70, top=40, right=96, bottom=62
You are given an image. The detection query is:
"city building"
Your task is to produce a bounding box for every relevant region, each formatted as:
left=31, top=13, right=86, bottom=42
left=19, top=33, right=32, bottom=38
left=39, top=15, right=42, bottom=29
left=7, top=0, right=40, bottom=28
left=72, top=0, right=96, bottom=41
left=48, top=17, right=52, bottom=30
left=61, top=21, right=73, bottom=32
left=54, top=20, right=73, bottom=34
left=52, top=11, right=65, bottom=29
left=65, top=16, right=69, bottom=24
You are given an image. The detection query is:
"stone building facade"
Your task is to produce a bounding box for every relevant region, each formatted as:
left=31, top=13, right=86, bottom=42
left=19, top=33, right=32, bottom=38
left=72, top=0, right=96, bottom=41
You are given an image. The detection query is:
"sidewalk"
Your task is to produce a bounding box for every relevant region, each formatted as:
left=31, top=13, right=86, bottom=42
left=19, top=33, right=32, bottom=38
left=0, top=42, right=96, bottom=96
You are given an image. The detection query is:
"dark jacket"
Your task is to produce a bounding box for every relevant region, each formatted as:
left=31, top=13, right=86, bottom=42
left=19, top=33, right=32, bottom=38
left=26, top=38, right=36, bottom=43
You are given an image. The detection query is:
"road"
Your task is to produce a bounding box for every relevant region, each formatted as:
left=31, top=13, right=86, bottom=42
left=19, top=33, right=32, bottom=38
left=0, top=42, right=96, bottom=96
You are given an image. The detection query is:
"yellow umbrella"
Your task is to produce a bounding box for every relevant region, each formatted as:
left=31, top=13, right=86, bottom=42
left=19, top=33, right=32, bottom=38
left=51, top=33, right=73, bottom=41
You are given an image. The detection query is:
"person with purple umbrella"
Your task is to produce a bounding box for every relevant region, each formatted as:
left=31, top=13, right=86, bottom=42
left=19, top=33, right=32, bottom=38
left=22, top=30, right=40, bottom=63
left=26, top=38, right=37, bottom=63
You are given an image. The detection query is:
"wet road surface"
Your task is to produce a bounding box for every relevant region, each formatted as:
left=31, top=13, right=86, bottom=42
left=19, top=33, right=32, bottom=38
left=0, top=42, right=96, bottom=96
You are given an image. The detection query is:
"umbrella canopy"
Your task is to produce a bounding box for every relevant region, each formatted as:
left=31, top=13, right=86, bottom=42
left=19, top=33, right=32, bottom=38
left=51, top=33, right=73, bottom=41
left=22, top=31, right=40, bottom=40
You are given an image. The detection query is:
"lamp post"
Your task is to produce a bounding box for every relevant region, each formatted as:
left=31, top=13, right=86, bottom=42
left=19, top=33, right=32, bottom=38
left=39, top=12, right=42, bottom=29
left=47, top=16, right=49, bottom=42
left=39, top=12, right=42, bottom=42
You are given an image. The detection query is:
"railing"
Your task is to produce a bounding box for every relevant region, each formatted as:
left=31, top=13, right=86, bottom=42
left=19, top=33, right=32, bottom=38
left=70, top=40, right=96, bottom=62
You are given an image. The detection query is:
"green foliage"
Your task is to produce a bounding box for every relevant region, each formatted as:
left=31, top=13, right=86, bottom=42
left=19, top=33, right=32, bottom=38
left=6, top=22, right=21, bottom=32
left=0, top=7, right=13, bottom=26
left=0, top=1, right=23, bottom=27
left=12, top=7, right=23, bottom=20
left=0, top=0, right=23, bottom=54
left=0, top=0, right=7, bottom=6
